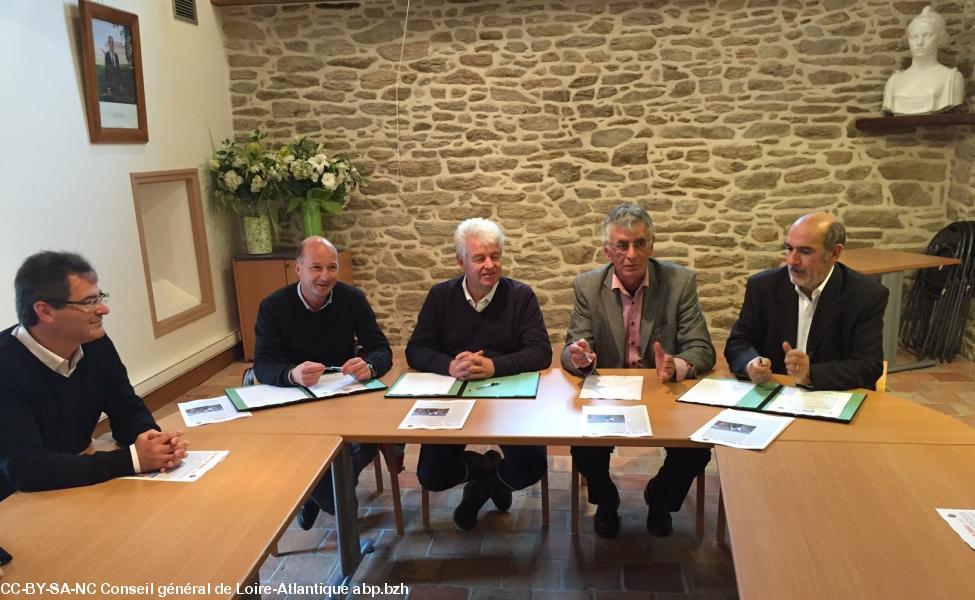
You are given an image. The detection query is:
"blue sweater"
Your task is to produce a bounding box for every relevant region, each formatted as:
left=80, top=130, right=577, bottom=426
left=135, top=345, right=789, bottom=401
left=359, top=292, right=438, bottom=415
left=0, top=327, right=157, bottom=501
left=405, top=276, right=552, bottom=376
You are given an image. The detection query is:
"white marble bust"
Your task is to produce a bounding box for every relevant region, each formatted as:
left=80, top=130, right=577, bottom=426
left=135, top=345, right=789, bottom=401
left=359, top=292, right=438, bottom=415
left=882, top=5, right=965, bottom=115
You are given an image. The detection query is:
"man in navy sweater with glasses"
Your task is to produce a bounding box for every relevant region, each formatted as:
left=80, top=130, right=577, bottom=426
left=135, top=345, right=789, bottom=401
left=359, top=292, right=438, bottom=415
left=0, top=251, right=188, bottom=502
left=406, top=218, right=552, bottom=531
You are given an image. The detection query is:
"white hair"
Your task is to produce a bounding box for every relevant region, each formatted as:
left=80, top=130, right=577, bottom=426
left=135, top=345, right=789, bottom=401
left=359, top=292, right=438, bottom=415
left=454, top=218, right=504, bottom=260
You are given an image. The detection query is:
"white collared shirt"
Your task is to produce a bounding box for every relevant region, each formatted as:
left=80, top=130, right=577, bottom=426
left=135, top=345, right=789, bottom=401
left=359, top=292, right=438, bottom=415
left=462, top=277, right=500, bottom=313
left=13, top=325, right=84, bottom=377
left=13, top=325, right=142, bottom=473
left=795, top=266, right=834, bottom=354
left=296, top=283, right=333, bottom=312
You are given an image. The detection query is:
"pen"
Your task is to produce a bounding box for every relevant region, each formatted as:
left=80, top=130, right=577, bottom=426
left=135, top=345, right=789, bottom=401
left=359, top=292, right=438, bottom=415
left=471, top=381, right=499, bottom=390
left=323, top=366, right=343, bottom=373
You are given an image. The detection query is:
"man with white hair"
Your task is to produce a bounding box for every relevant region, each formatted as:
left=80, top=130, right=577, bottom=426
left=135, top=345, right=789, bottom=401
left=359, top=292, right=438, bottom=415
left=406, top=218, right=552, bottom=530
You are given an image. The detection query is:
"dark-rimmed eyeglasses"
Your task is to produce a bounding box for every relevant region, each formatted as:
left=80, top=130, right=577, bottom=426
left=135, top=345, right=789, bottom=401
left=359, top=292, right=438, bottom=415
left=43, top=292, right=110, bottom=310
left=609, top=239, right=650, bottom=254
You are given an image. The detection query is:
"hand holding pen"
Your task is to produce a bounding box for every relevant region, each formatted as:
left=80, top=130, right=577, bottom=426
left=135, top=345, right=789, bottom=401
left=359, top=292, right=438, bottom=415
left=746, top=355, right=773, bottom=383
left=289, top=361, right=326, bottom=386
left=568, top=339, right=597, bottom=370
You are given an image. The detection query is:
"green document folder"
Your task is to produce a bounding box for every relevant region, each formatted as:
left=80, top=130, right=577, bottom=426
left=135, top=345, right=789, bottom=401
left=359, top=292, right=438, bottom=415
left=760, top=391, right=867, bottom=423
left=677, top=378, right=782, bottom=409
left=385, top=371, right=541, bottom=398
left=225, top=379, right=386, bottom=411
left=460, top=372, right=540, bottom=398
left=385, top=373, right=465, bottom=398
left=678, top=377, right=867, bottom=424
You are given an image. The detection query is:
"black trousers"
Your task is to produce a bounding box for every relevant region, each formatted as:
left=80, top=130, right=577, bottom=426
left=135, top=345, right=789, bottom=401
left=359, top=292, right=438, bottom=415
left=417, top=443, right=547, bottom=491
left=570, top=445, right=711, bottom=511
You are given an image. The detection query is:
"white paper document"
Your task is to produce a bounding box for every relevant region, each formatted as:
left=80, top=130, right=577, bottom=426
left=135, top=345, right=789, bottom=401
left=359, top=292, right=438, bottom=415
left=678, top=378, right=760, bottom=407
left=122, top=451, right=229, bottom=482
left=579, top=375, right=643, bottom=401
left=232, top=384, right=309, bottom=409
left=764, top=387, right=852, bottom=419
left=178, top=396, right=252, bottom=428
left=582, top=405, right=652, bottom=437
left=936, top=508, right=975, bottom=550
left=690, top=409, right=793, bottom=450
left=398, top=399, right=475, bottom=430
left=306, top=372, right=366, bottom=397
left=392, top=372, right=458, bottom=396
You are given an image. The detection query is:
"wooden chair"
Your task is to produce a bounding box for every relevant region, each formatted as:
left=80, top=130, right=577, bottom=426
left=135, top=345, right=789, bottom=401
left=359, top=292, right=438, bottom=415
left=875, top=360, right=889, bottom=392
left=570, top=459, right=708, bottom=538
left=374, top=445, right=406, bottom=536
left=420, top=455, right=550, bottom=531
left=240, top=367, right=406, bottom=543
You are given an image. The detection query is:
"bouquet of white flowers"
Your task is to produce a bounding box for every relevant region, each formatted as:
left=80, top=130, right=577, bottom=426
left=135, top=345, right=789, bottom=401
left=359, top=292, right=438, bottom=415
left=278, top=137, right=365, bottom=237
left=207, top=131, right=284, bottom=216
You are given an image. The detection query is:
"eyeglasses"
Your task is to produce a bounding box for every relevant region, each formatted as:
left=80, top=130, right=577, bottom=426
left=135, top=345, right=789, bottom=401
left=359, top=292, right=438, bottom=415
left=44, top=292, right=110, bottom=310
left=608, top=239, right=650, bottom=254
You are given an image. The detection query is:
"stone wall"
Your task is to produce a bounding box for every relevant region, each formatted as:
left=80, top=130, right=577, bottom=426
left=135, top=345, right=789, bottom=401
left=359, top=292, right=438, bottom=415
left=219, top=0, right=975, bottom=357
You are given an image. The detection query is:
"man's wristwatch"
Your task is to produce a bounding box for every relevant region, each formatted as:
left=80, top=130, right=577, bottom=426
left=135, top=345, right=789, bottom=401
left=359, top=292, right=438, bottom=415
left=366, top=363, right=376, bottom=379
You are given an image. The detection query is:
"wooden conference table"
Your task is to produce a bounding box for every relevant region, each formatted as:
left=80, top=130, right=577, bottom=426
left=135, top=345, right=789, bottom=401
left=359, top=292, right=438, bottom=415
left=0, top=431, right=342, bottom=599
left=153, top=359, right=975, bottom=589
left=158, top=367, right=975, bottom=447
left=718, top=442, right=975, bottom=600
left=841, top=247, right=961, bottom=373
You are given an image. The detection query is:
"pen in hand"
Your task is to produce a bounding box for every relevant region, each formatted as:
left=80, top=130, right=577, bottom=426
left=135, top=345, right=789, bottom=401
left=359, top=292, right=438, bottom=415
left=471, top=381, right=499, bottom=390
left=323, top=366, right=343, bottom=373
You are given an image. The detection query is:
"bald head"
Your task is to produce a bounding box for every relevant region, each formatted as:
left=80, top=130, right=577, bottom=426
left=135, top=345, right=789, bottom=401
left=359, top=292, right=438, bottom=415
left=785, top=213, right=845, bottom=297
left=297, top=236, right=337, bottom=261
left=294, top=237, right=339, bottom=310
left=789, top=213, right=846, bottom=251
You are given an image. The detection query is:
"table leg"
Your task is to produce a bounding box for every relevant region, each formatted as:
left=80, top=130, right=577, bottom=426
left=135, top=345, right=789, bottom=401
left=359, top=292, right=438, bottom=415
left=330, top=443, right=374, bottom=587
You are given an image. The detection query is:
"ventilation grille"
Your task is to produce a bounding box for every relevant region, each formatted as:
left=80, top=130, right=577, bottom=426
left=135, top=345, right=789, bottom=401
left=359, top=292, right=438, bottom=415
left=173, top=0, right=198, bottom=25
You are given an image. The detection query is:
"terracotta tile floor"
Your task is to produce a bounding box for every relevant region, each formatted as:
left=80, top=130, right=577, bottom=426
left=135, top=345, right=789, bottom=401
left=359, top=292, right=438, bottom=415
left=160, top=347, right=975, bottom=600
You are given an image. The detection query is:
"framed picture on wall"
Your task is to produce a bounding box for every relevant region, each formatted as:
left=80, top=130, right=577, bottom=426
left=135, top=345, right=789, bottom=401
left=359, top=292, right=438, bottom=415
left=78, top=0, right=148, bottom=143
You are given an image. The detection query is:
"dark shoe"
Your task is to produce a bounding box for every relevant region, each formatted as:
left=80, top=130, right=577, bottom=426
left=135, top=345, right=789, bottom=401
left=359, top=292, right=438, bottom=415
left=489, top=484, right=513, bottom=512
left=481, top=450, right=512, bottom=512
left=643, top=477, right=673, bottom=536
left=453, top=480, right=491, bottom=530
left=646, top=508, right=673, bottom=537
left=297, top=499, right=320, bottom=530
left=594, top=495, right=621, bottom=539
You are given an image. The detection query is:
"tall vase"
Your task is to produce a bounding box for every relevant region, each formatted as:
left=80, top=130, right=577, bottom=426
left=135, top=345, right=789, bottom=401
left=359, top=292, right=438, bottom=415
left=300, top=202, right=324, bottom=238
left=242, top=214, right=273, bottom=254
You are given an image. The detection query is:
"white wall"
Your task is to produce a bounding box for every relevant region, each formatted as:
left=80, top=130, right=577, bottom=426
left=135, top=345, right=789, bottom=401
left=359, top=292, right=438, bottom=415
left=0, top=1, right=240, bottom=389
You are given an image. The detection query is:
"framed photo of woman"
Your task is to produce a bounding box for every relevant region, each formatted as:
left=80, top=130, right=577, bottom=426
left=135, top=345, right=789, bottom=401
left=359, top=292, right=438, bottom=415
left=78, top=0, right=148, bottom=143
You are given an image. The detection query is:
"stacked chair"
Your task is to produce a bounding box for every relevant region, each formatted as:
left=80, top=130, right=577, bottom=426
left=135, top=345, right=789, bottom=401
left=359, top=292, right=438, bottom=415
left=900, top=221, right=975, bottom=362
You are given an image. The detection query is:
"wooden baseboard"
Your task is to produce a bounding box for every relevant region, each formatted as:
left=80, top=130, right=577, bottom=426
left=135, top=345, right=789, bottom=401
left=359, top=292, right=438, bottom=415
left=93, top=343, right=241, bottom=437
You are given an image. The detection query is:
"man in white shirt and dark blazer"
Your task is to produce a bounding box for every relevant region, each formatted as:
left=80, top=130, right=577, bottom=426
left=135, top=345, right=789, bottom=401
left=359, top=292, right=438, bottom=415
left=724, top=212, right=888, bottom=391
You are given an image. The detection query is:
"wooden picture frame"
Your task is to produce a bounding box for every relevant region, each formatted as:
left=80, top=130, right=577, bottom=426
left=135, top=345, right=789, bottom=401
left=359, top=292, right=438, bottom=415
left=78, top=0, right=148, bottom=143
left=131, top=169, right=216, bottom=338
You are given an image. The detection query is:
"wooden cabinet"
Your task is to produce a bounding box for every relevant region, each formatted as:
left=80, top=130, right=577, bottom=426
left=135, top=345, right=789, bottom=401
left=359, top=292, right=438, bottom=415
left=233, top=250, right=353, bottom=360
